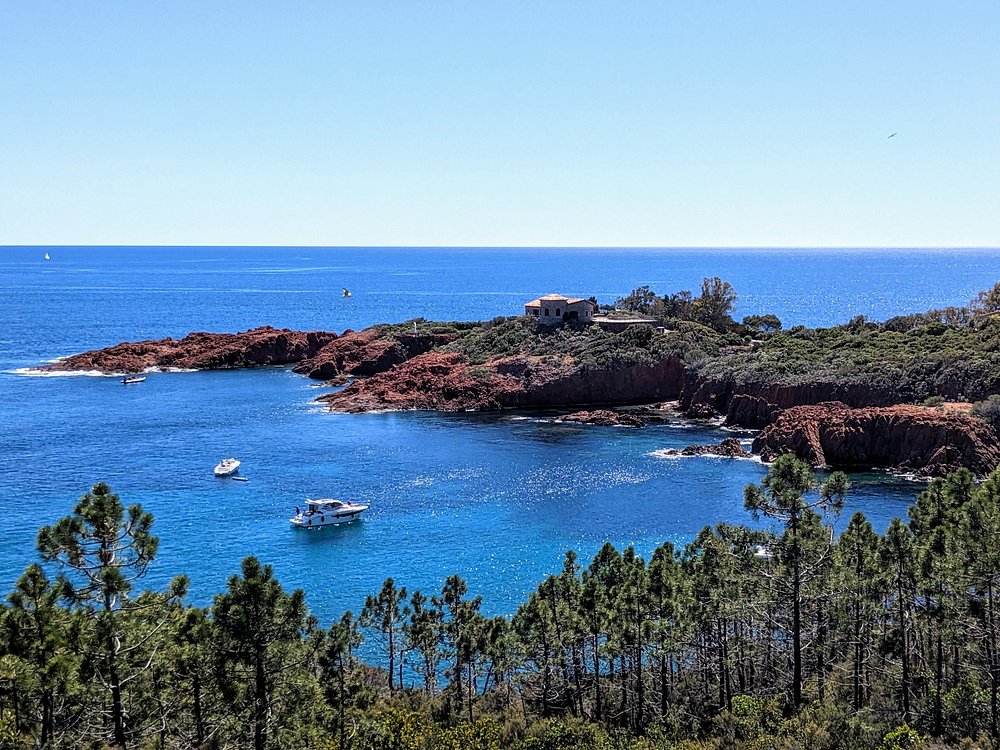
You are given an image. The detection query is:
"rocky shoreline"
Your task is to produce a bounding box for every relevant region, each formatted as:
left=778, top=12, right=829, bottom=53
left=34, top=323, right=1000, bottom=478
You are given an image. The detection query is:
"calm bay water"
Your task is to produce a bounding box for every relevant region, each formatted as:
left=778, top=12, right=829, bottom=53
left=1, top=246, right=998, bottom=622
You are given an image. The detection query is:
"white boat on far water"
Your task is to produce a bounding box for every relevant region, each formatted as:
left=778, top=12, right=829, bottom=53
left=214, top=458, right=241, bottom=477
left=291, top=498, right=368, bottom=528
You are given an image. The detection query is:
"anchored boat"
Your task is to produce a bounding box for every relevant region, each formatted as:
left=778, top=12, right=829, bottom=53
left=291, top=498, right=368, bottom=528
left=214, top=458, right=241, bottom=477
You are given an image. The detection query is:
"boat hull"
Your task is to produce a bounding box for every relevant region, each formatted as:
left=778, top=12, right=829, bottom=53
left=290, top=509, right=367, bottom=527
left=214, top=461, right=241, bottom=477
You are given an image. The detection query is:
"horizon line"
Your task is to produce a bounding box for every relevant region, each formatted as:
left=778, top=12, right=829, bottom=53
left=4, top=244, right=999, bottom=251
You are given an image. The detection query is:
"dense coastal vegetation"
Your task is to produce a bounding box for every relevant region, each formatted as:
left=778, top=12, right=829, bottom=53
left=4, top=460, right=1000, bottom=749
left=44, top=278, right=1000, bottom=416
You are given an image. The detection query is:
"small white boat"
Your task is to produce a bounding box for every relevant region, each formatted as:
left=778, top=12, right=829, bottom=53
left=291, top=498, right=368, bottom=528
left=44, top=252, right=51, bottom=261
left=214, top=458, right=241, bottom=477
left=122, top=375, right=146, bottom=384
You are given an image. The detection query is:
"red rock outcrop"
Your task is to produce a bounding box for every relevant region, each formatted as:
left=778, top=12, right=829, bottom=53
left=661, top=437, right=752, bottom=458
left=681, top=374, right=898, bottom=427
left=42, top=327, right=338, bottom=373
left=318, top=352, right=525, bottom=412
left=320, top=353, right=687, bottom=413
left=561, top=410, right=647, bottom=428
left=753, top=401, right=1000, bottom=477
left=292, top=330, right=456, bottom=380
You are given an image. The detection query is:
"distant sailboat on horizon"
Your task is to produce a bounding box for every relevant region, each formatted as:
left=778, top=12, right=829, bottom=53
left=44, top=252, right=50, bottom=261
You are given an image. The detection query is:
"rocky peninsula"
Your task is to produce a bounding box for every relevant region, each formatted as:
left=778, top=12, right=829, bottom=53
left=36, top=282, right=1000, bottom=478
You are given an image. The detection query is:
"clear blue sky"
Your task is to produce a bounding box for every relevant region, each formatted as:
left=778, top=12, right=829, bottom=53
left=1, top=2, right=998, bottom=247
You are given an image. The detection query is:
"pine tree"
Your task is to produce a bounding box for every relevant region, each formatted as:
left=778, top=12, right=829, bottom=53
left=580, top=542, right=622, bottom=723
left=36, top=482, right=186, bottom=749
left=403, top=590, right=442, bottom=695
left=744, top=455, right=848, bottom=708
left=212, top=556, right=312, bottom=750
left=959, top=467, right=1000, bottom=738
left=2, top=564, right=82, bottom=747
left=881, top=517, right=917, bottom=723
left=832, top=512, right=885, bottom=711
left=360, top=578, right=408, bottom=692
left=909, top=471, right=975, bottom=734
left=438, top=575, right=484, bottom=721
left=320, top=611, right=362, bottom=750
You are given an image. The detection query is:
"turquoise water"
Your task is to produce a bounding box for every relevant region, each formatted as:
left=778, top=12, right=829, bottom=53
left=1, top=247, right=997, bottom=621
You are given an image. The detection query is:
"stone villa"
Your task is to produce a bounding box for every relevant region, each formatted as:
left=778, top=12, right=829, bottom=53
left=524, top=294, right=595, bottom=325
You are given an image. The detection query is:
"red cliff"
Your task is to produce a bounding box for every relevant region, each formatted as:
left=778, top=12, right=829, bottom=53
left=752, top=401, right=1000, bottom=477
left=681, top=374, right=899, bottom=427
left=42, top=326, right=337, bottom=373
left=320, top=353, right=687, bottom=413
left=292, top=330, right=456, bottom=379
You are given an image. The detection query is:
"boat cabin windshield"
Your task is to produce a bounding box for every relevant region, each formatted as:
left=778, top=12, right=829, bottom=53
left=306, top=499, right=346, bottom=510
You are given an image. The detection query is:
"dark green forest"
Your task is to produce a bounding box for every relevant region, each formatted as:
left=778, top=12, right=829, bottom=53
left=4, top=458, right=1000, bottom=749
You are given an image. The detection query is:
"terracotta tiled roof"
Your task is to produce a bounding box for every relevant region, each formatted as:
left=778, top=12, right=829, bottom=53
left=526, top=294, right=591, bottom=307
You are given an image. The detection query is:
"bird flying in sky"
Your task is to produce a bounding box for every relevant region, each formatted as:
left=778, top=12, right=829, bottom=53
left=887, top=133, right=897, bottom=138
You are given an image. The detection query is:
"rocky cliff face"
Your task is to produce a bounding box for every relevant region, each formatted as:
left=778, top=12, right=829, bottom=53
left=319, top=353, right=687, bottom=413
left=42, top=326, right=338, bottom=373
left=681, top=375, right=899, bottom=427
left=292, top=330, right=456, bottom=379
left=752, top=401, right=1000, bottom=477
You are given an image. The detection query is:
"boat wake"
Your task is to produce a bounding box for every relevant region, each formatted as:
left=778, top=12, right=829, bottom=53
left=7, top=367, right=112, bottom=378
left=9, top=365, right=198, bottom=377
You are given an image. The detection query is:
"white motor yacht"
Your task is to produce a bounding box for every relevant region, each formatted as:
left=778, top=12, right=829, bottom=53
left=291, top=498, right=368, bottom=528
left=214, top=458, right=241, bottom=477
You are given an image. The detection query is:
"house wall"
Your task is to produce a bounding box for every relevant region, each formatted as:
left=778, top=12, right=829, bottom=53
left=525, top=298, right=594, bottom=324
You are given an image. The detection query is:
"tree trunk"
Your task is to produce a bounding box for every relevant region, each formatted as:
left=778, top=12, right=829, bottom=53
left=593, top=634, right=602, bottom=723
left=388, top=624, right=395, bottom=693
left=109, top=658, right=127, bottom=749
left=817, top=599, right=826, bottom=703
left=899, top=576, right=911, bottom=721
left=934, top=630, right=944, bottom=735
left=468, top=657, right=474, bottom=723
left=193, top=673, right=204, bottom=748
left=541, top=639, right=550, bottom=718
left=41, top=689, right=53, bottom=748
left=987, top=580, right=999, bottom=740
left=792, top=512, right=803, bottom=708
left=853, top=591, right=862, bottom=710
left=254, top=647, right=268, bottom=750
left=339, top=653, right=346, bottom=750
left=660, top=652, right=668, bottom=718
left=717, top=619, right=726, bottom=711
left=571, top=642, right=584, bottom=718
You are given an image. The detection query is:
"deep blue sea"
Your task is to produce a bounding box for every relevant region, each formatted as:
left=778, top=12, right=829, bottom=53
left=2, top=247, right=999, bottom=624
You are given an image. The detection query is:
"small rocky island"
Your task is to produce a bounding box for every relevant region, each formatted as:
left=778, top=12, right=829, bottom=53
left=39, top=283, right=1000, bottom=478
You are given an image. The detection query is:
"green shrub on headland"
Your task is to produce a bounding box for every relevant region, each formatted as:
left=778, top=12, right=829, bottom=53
left=372, top=281, right=1000, bottom=408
